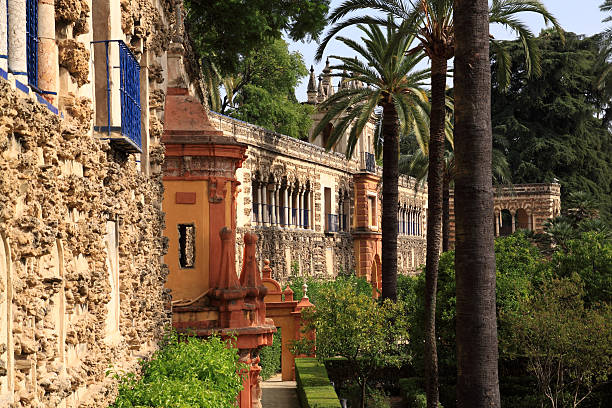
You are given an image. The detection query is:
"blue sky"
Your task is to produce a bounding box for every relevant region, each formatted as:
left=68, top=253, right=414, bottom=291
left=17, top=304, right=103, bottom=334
left=289, top=0, right=608, bottom=101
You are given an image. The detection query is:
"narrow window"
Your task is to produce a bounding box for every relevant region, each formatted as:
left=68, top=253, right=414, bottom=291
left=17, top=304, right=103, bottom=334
left=368, top=196, right=377, bottom=228
left=178, top=224, right=196, bottom=268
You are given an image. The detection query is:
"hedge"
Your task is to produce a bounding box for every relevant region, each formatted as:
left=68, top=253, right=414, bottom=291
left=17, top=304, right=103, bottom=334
left=295, top=358, right=342, bottom=408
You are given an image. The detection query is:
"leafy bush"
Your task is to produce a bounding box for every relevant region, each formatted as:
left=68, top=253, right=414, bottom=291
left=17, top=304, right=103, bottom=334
left=259, top=327, right=282, bottom=380
left=295, top=358, right=342, bottom=408
left=399, top=377, right=443, bottom=408
left=295, top=283, right=410, bottom=408
left=109, top=332, right=244, bottom=408
left=288, top=274, right=373, bottom=305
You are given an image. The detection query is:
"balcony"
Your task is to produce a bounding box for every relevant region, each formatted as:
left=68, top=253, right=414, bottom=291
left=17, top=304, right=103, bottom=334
left=364, top=152, right=376, bottom=173
left=326, top=214, right=340, bottom=233
left=92, top=40, right=141, bottom=153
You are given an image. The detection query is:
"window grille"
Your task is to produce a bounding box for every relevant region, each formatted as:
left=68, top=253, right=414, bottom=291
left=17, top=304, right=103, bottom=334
left=25, top=0, right=37, bottom=88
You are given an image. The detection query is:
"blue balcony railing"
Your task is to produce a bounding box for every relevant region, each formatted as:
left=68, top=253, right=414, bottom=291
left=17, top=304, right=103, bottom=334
left=26, top=0, right=38, bottom=88
left=364, top=152, right=376, bottom=173
left=92, top=40, right=141, bottom=153
left=326, top=214, right=339, bottom=233
left=119, top=41, right=141, bottom=150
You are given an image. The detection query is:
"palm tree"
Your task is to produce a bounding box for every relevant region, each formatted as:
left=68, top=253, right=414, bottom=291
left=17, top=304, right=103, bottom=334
left=454, top=1, right=501, bottom=405
left=311, top=21, right=430, bottom=301
left=316, top=2, right=562, bottom=406
left=402, top=134, right=511, bottom=252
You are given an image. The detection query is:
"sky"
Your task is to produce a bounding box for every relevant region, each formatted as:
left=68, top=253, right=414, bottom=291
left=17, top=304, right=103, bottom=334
left=289, top=0, right=609, bottom=101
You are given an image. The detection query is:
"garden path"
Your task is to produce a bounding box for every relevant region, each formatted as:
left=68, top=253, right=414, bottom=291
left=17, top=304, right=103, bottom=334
left=261, top=374, right=300, bottom=407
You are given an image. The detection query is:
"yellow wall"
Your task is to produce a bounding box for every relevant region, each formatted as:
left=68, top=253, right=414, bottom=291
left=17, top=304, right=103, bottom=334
left=163, top=180, right=210, bottom=301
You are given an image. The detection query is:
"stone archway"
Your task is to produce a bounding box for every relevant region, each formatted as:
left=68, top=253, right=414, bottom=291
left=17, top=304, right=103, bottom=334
left=500, top=209, right=513, bottom=236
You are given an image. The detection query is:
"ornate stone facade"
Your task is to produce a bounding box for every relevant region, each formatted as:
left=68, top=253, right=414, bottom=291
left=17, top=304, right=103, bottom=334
left=0, top=0, right=187, bottom=406
left=206, top=111, right=429, bottom=283
left=448, top=183, right=562, bottom=246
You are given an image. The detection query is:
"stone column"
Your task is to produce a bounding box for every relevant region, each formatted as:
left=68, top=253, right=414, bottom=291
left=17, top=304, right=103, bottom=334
left=261, top=183, right=268, bottom=227
left=256, top=181, right=262, bottom=225
left=270, top=185, right=277, bottom=225
left=8, top=0, right=27, bottom=82
left=494, top=211, right=500, bottom=236
left=304, top=190, right=310, bottom=230
left=287, top=186, right=293, bottom=228
left=274, top=185, right=280, bottom=226
left=0, top=0, right=7, bottom=71
left=511, top=212, right=516, bottom=233
left=298, top=189, right=304, bottom=228
left=283, top=187, right=289, bottom=228
left=38, top=0, right=57, bottom=102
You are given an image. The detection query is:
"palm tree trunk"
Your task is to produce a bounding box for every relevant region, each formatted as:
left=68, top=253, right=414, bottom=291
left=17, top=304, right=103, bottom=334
left=443, top=174, right=450, bottom=252
left=381, top=101, right=399, bottom=301
left=454, top=1, right=501, bottom=407
left=424, top=55, right=447, bottom=408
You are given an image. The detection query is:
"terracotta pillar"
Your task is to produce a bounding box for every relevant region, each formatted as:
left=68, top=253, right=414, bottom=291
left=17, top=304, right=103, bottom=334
left=8, top=0, right=27, bottom=82
left=261, top=183, right=268, bottom=227
left=38, top=0, right=57, bottom=102
left=0, top=0, right=7, bottom=71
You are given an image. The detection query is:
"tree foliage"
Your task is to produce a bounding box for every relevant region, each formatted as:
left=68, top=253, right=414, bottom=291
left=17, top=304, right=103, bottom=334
left=491, top=30, right=612, bottom=223
left=295, top=284, right=411, bottom=408
left=185, top=0, right=330, bottom=75
left=109, top=332, right=244, bottom=408
left=501, top=278, right=612, bottom=408
left=208, top=39, right=314, bottom=139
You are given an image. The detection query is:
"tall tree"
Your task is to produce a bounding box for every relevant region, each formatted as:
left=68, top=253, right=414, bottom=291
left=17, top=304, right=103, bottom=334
left=185, top=0, right=330, bottom=75
left=492, top=31, right=612, bottom=224
left=214, top=39, right=314, bottom=139
left=454, top=0, right=501, bottom=406
left=317, top=2, right=560, bottom=406
left=312, top=21, right=430, bottom=301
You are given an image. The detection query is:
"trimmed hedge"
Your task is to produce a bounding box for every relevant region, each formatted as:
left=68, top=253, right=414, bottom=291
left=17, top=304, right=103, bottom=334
left=295, top=358, right=342, bottom=408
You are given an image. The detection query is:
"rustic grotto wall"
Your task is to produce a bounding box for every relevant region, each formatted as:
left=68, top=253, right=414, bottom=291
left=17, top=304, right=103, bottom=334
left=0, top=0, right=189, bottom=406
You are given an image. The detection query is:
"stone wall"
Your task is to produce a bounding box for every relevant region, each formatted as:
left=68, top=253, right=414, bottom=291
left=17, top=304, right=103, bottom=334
left=0, top=0, right=186, bottom=406
left=448, top=183, right=562, bottom=246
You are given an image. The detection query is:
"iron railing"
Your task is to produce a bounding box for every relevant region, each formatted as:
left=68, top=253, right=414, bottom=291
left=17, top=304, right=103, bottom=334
left=364, top=152, right=376, bottom=173
left=26, top=0, right=37, bottom=88
left=326, top=214, right=339, bottom=233
left=92, top=40, right=141, bottom=153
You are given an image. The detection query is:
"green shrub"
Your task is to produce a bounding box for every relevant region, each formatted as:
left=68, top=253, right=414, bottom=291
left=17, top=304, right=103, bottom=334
left=399, top=378, right=443, bottom=408
left=109, top=331, right=244, bottom=408
left=260, top=327, right=282, bottom=380
left=295, top=358, right=342, bottom=408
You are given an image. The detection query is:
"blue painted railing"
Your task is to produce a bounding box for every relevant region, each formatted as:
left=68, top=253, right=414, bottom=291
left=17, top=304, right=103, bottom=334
left=26, top=0, right=37, bottom=88
left=91, top=40, right=141, bottom=152
left=364, top=152, right=376, bottom=173
left=326, top=214, right=339, bottom=233
left=119, top=41, right=141, bottom=150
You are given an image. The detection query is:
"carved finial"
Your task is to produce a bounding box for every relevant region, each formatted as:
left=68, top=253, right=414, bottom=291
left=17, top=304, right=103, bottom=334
left=284, top=285, right=294, bottom=302
left=262, top=259, right=272, bottom=279
left=302, top=283, right=309, bottom=299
